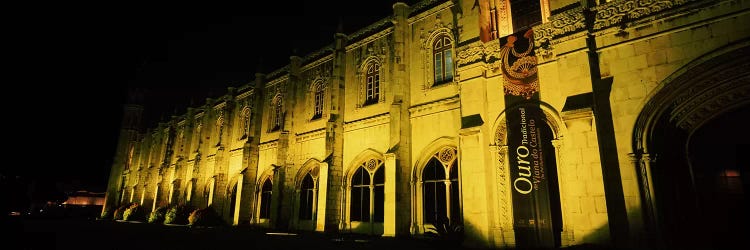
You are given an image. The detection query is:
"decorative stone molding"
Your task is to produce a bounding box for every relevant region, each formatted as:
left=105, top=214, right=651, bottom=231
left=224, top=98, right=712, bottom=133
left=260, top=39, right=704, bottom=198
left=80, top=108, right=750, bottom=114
left=671, top=76, right=750, bottom=131
left=355, top=46, right=388, bottom=107
left=592, top=0, right=697, bottom=31
left=302, top=45, right=334, bottom=68
left=343, top=113, right=391, bottom=132
left=295, top=128, right=326, bottom=143
left=456, top=40, right=485, bottom=67
left=347, top=17, right=394, bottom=50
left=409, top=0, right=445, bottom=16
left=533, top=7, right=585, bottom=50
left=408, top=95, right=460, bottom=118
left=419, top=14, right=456, bottom=89
left=259, top=140, right=279, bottom=150
left=266, top=65, right=290, bottom=81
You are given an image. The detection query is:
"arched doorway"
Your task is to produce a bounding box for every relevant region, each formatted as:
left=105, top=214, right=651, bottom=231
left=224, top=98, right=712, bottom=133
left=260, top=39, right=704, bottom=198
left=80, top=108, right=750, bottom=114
left=633, top=43, right=750, bottom=249
left=498, top=104, right=563, bottom=248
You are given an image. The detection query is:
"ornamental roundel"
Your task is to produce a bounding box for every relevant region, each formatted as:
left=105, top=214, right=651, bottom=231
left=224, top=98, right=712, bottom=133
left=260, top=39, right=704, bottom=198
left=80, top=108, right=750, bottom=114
left=310, top=166, right=319, bottom=178
left=365, top=159, right=380, bottom=172
left=438, top=147, right=456, bottom=164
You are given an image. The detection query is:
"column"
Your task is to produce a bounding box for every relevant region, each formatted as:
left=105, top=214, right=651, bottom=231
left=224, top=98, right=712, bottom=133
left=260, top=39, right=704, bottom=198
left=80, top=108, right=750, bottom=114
left=315, top=163, right=329, bottom=232
left=384, top=153, right=397, bottom=236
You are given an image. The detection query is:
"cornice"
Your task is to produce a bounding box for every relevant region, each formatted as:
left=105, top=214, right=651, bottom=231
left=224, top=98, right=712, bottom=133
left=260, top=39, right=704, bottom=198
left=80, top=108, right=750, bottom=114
left=408, top=0, right=453, bottom=24
left=265, top=75, right=289, bottom=88
left=301, top=53, right=334, bottom=73
left=347, top=17, right=394, bottom=46
left=259, top=140, right=279, bottom=150
left=408, top=95, right=460, bottom=118
left=343, top=113, right=391, bottom=132
left=346, top=27, right=394, bottom=52
left=592, top=0, right=699, bottom=31
left=295, top=128, right=326, bottom=143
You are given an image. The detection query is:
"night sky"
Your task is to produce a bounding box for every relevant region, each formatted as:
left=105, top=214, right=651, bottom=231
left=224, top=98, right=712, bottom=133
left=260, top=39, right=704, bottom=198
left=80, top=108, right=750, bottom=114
left=7, top=1, right=418, bottom=194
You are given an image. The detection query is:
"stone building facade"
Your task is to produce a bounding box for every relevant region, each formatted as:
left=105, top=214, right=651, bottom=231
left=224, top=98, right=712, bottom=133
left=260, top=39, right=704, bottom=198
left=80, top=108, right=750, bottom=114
left=105, top=0, right=750, bottom=249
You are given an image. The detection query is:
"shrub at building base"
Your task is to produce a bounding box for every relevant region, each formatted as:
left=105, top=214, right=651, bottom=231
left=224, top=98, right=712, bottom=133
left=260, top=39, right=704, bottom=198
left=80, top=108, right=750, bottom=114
left=113, top=203, right=132, bottom=220
left=123, top=203, right=146, bottom=222
left=148, top=205, right=170, bottom=224
left=188, top=206, right=225, bottom=227
left=424, top=217, right=465, bottom=248
left=164, top=204, right=194, bottom=225
left=99, top=208, right=112, bottom=220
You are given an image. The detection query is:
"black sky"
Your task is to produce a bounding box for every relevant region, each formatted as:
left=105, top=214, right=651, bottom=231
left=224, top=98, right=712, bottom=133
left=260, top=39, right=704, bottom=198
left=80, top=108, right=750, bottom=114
left=7, top=1, right=420, bottom=193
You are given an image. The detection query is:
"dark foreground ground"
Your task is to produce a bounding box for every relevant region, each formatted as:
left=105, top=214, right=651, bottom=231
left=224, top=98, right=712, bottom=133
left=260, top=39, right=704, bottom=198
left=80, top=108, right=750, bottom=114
left=9, top=217, right=613, bottom=250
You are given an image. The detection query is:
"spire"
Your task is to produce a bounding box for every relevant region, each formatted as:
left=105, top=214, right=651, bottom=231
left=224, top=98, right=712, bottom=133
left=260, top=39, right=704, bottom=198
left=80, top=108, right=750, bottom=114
left=336, top=16, right=344, bottom=34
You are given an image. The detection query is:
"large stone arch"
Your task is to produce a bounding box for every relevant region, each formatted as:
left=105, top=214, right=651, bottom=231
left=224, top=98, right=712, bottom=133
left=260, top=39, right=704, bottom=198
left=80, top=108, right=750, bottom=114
left=410, top=137, right=459, bottom=234
left=490, top=100, right=570, bottom=247
left=631, top=40, right=750, bottom=249
left=342, top=149, right=386, bottom=235
left=291, top=158, right=328, bottom=232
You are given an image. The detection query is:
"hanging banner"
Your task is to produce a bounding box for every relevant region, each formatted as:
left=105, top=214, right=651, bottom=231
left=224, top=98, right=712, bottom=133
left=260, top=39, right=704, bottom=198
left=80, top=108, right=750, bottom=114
left=499, top=28, right=555, bottom=248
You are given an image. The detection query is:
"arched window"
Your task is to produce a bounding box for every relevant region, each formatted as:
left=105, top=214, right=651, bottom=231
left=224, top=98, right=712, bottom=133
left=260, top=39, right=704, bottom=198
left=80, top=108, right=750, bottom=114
left=313, top=83, right=324, bottom=120
left=270, top=96, right=283, bottom=132
left=126, top=144, right=134, bottom=170
left=422, top=147, right=460, bottom=224
left=259, top=178, right=272, bottom=219
left=240, top=106, right=251, bottom=139
left=364, top=63, right=380, bottom=106
left=229, top=184, right=238, bottom=218
left=299, top=173, right=315, bottom=220
left=433, top=35, right=453, bottom=85
left=215, top=112, right=224, bottom=145
left=350, top=159, right=385, bottom=223
left=510, top=0, right=542, bottom=32
left=193, top=122, right=202, bottom=151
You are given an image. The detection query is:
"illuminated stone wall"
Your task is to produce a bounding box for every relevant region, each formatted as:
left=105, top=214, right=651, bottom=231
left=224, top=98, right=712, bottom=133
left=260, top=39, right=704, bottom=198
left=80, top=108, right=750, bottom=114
left=105, top=0, right=750, bottom=249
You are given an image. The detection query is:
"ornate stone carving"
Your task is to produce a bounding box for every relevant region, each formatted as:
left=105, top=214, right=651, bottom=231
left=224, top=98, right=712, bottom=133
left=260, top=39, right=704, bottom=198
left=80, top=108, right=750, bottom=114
left=533, top=7, right=585, bottom=48
left=420, top=17, right=455, bottom=89
left=365, top=159, right=380, bottom=172
left=592, top=0, right=696, bottom=31
left=438, top=147, right=456, bottom=164
left=456, top=41, right=485, bottom=67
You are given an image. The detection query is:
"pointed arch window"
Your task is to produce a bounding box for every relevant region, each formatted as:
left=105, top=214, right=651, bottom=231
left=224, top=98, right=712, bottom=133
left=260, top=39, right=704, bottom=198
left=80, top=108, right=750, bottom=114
left=433, top=35, right=453, bottom=85
left=240, top=106, right=251, bottom=139
left=270, top=96, right=283, bottom=132
left=313, top=82, right=325, bottom=120
left=422, top=147, right=460, bottom=224
left=364, top=63, right=380, bottom=106
left=229, top=184, right=238, bottom=219
left=259, top=178, right=273, bottom=219
left=350, top=159, right=385, bottom=223
left=299, top=173, right=315, bottom=220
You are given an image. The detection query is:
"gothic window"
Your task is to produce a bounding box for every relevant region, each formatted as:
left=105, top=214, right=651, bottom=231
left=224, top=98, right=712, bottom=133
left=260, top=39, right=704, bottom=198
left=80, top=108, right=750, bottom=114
left=433, top=35, right=454, bottom=85
left=215, top=112, right=224, bottom=145
left=299, top=173, right=315, bottom=220
left=126, top=144, right=134, bottom=170
left=510, top=0, right=542, bottom=32
left=422, top=147, right=460, bottom=224
left=364, top=63, right=380, bottom=106
left=270, top=96, right=283, bottom=132
left=350, top=159, right=385, bottom=223
left=240, top=106, right=251, bottom=139
left=193, top=122, right=202, bottom=151
left=259, top=178, right=273, bottom=219
left=229, top=184, right=238, bottom=218
left=176, top=128, right=184, bottom=152
left=313, top=82, right=324, bottom=120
